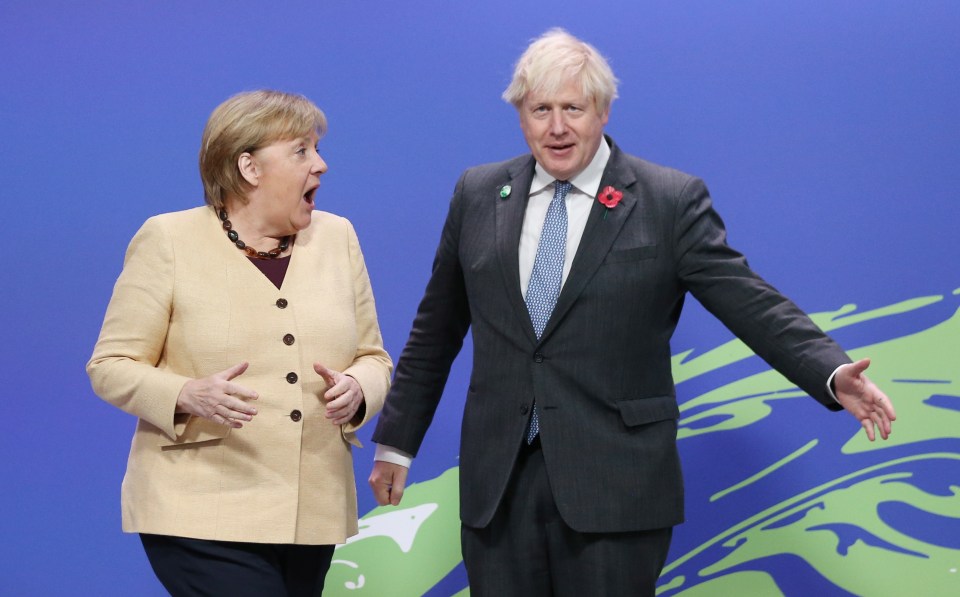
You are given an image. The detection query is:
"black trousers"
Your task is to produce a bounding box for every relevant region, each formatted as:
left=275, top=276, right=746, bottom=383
left=461, top=438, right=673, bottom=597
left=140, top=534, right=334, bottom=597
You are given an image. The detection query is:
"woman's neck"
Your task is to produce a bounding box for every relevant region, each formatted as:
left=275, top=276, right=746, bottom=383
left=221, top=198, right=292, bottom=257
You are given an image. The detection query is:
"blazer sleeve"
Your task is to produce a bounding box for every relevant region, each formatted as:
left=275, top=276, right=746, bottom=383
left=371, top=173, right=473, bottom=455
left=341, top=219, right=393, bottom=432
left=86, top=217, right=192, bottom=439
left=672, top=176, right=849, bottom=409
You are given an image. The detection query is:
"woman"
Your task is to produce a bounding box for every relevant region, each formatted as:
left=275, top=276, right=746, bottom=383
left=87, top=90, right=392, bottom=596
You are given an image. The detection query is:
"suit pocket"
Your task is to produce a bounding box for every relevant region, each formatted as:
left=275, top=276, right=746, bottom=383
left=617, top=395, right=679, bottom=427
left=158, top=414, right=231, bottom=448
left=602, top=244, right=658, bottom=264
left=341, top=427, right=362, bottom=448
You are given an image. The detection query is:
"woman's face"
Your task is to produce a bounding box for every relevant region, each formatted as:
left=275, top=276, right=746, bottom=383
left=245, top=130, right=326, bottom=235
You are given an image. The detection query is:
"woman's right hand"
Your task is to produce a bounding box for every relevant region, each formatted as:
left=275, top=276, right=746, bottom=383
left=176, top=362, right=259, bottom=428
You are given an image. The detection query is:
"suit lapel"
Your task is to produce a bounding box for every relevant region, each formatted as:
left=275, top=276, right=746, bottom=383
left=495, top=156, right=539, bottom=343
left=539, top=141, right=638, bottom=342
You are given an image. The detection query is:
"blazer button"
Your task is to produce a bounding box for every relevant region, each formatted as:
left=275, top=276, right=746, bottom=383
left=533, top=353, right=544, bottom=363
left=276, top=298, right=288, bottom=309
left=283, top=333, right=295, bottom=345
left=520, top=405, right=529, bottom=415
left=290, top=409, right=302, bottom=422
left=286, top=372, right=298, bottom=384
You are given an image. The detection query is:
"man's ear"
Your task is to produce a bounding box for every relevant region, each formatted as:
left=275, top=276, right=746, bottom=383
left=238, top=152, right=259, bottom=187
left=599, top=105, right=610, bottom=127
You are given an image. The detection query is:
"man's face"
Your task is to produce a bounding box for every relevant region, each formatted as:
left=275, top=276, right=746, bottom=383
left=518, top=79, right=609, bottom=181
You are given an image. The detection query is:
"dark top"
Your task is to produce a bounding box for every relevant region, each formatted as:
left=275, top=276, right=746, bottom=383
left=249, top=255, right=291, bottom=289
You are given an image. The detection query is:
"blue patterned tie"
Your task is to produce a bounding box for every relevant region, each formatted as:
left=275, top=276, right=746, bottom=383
left=524, top=180, right=571, bottom=443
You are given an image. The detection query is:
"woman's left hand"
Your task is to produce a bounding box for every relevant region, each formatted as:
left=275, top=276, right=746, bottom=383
left=314, top=362, right=365, bottom=425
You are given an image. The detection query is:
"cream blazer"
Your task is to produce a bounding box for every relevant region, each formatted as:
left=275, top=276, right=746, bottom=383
left=87, top=206, right=392, bottom=544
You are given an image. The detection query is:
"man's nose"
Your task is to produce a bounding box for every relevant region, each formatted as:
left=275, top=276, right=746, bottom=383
left=549, top=111, right=567, bottom=135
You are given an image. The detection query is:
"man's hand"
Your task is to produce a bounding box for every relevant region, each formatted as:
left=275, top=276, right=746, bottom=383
left=369, top=461, right=409, bottom=506
left=834, top=358, right=896, bottom=441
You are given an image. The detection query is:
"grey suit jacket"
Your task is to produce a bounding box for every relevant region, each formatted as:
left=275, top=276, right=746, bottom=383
left=373, top=138, right=847, bottom=533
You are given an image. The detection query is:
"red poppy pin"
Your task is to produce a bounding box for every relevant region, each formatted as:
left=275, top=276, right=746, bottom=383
left=598, top=185, right=623, bottom=218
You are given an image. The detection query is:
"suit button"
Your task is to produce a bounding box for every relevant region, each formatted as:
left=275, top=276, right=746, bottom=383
left=283, top=333, right=295, bottom=345
left=533, top=353, right=544, bottom=363
left=286, top=372, right=298, bottom=384
left=276, top=298, right=288, bottom=309
left=520, top=405, right=529, bottom=415
left=290, top=410, right=302, bottom=422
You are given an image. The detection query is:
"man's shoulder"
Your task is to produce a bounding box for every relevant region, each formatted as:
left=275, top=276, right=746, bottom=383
left=460, top=153, right=533, bottom=182
left=611, top=144, right=699, bottom=186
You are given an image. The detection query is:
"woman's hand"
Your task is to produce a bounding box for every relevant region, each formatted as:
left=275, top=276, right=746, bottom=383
left=176, top=362, right=259, bottom=428
left=314, top=362, right=365, bottom=425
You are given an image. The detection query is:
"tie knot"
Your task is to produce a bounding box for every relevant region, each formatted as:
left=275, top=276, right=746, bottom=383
left=554, top=180, right=572, bottom=200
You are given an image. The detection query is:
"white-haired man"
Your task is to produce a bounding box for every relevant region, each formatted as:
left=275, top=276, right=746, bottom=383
left=370, top=29, right=895, bottom=596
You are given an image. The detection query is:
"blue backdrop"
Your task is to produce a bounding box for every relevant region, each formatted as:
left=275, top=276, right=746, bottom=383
left=2, top=1, right=958, bottom=595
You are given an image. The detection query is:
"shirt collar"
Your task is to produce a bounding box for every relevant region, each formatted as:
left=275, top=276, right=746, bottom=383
left=531, top=137, right=611, bottom=197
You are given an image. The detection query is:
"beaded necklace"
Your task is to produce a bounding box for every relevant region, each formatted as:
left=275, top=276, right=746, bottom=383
left=218, top=208, right=290, bottom=259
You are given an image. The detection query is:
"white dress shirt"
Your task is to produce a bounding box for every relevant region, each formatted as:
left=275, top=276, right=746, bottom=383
left=518, top=139, right=611, bottom=293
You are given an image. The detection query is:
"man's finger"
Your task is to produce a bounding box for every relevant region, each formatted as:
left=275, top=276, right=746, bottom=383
left=369, top=470, right=391, bottom=505
left=369, top=463, right=408, bottom=506
left=876, top=394, right=897, bottom=421
left=387, top=468, right=407, bottom=506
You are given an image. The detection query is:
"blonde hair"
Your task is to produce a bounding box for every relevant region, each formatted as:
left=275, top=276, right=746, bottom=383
left=199, top=90, right=327, bottom=209
left=502, top=28, right=619, bottom=113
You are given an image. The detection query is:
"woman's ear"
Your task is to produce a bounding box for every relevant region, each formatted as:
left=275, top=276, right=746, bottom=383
left=238, top=152, right=260, bottom=187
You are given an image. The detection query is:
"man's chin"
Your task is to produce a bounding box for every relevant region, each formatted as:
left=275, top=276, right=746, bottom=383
left=543, top=165, right=576, bottom=181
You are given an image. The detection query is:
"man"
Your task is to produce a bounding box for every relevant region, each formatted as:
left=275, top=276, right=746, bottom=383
left=370, top=29, right=895, bottom=596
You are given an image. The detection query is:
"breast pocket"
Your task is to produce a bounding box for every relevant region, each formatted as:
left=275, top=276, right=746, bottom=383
left=602, top=244, right=658, bottom=265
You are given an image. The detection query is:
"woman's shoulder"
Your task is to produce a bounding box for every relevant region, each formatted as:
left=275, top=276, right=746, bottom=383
left=295, top=211, right=363, bottom=256
left=308, top=209, right=348, bottom=225
left=135, top=206, right=217, bottom=239
left=304, top=210, right=355, bottom=237
left=143, top=206, right=215, bottom=227
left=128, top=207, right=218, bottom=253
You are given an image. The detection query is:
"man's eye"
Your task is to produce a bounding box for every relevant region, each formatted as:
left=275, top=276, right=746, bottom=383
left=296, top=147, right=307, bottom=155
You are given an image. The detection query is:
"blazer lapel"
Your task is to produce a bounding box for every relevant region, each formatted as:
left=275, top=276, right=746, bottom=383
left=539, top=141, right=638, bottom=342
left=495, top=156, right=539, bottom=343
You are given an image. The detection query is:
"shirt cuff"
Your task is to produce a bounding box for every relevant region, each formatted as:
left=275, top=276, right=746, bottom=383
left=374, top=443, right=414, bottom=468
left=826, top=365, right=843, bottom=403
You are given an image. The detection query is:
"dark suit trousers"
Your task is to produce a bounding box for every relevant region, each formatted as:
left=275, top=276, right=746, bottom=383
left=140, top=534, right=334, bottom=597
left=461, top=438, right=673, bottom=597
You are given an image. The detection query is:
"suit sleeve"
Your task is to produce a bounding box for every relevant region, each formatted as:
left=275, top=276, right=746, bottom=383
left=86, top=217, right=191, bottom=439
left=371, top=173, right=473, bottom=455
left=341, top=219, right=393, bottom=432
left=672, top=177, right=849, bottom=409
